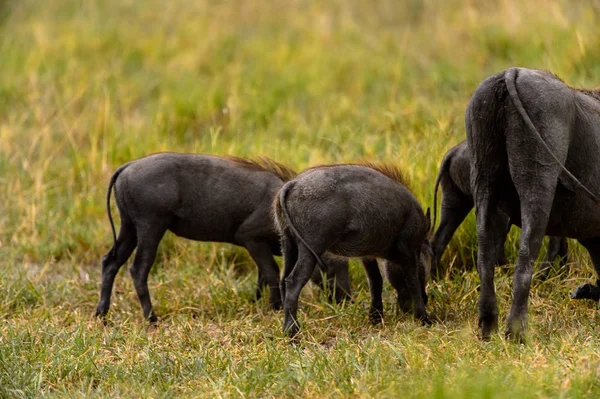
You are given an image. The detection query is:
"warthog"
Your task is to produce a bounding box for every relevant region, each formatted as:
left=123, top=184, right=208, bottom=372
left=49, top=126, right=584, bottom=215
left=467, top=67, right=600, bottom=341
left=432, top=140, right=569, bottom=276
left=274, top=163, right=432, bottom=337
left=95, top=153, right=351, bottom=322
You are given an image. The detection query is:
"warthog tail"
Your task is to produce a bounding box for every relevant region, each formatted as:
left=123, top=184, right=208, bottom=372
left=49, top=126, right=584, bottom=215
left=432, top=146, right=459, bottom=233
left=106, top=162, right=132, bottom=257
left=505, top=68, right=600, bottom=205
left=277, top=182, right=327, bottom=269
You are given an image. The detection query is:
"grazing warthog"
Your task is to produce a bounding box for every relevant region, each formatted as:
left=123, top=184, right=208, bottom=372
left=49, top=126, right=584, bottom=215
left=467, top=67, right=600, bottom=341
left=432, top=140, right=569, bottom=276
left=95, top=153, right=351, bottom=322
left=274, top=163, right=432, bottom=337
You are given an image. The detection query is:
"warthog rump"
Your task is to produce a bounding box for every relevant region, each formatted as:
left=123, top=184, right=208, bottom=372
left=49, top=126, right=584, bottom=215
left=467, top=67, right=600, bottom=341
left=274, top=163, right=432, bottom=337
left=431, top=140, right=568, bottom=277
left=95, top=153, right=350, bottom=322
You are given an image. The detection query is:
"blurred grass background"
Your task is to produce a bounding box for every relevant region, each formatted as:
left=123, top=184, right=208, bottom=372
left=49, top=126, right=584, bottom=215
left=1, top=0, right=600, bottom=397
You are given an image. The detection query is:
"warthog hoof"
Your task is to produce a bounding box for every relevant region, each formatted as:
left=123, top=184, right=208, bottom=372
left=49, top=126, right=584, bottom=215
left=331, top=291, right=353, bottom=304
left=95, top=308, right=110, bottom=326
left=478, top=315, right=499, bottom=341
left=271, top=300, right=283, bottom=311
left=284, top=321, right=300, bottom=338
left=419, top=314, right=433, bottom=326
left=397, top=298, right=412, bottom=314
left=570, top=280, right=600, bottom=301
left=147, top=313, right=158, bottom=325
left=253, top=291, right=282, bottom=311
left=369, top=307, right=384, bottom=325
left=505, top=317, right=527, bottom=344
left=504, top=330, right=526, bottom=344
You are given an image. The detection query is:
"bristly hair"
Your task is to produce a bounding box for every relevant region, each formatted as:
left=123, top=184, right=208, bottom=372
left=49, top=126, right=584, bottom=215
left=542, top=69, right=600, bottom=101
left=357, top=160, right=412, bottom=190
left=306, top=161, right=412, bottom=191
left=577, top=87, right=600, bottom=101
left=226, top=155, right=297, bottom=182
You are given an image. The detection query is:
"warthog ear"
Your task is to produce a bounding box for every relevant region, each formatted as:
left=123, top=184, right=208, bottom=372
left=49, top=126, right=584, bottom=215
left=425, top=207, right=431, bottom=230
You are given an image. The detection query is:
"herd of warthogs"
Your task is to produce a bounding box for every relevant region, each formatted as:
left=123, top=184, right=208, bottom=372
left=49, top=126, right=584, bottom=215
left=96, top=67, right=600, bottom=341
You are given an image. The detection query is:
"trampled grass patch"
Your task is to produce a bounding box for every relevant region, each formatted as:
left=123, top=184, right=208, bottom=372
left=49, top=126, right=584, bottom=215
left=2, top=0, right=600, bottom=397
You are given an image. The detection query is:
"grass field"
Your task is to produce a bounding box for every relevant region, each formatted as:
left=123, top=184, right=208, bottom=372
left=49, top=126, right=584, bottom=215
left=2, top=0, right=600, bottom=397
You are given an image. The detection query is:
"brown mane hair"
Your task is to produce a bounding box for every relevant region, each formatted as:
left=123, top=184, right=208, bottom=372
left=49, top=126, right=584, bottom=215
left=306, top=161, right=412, bottom=191
left=576, top=88, right=600, bottom=101
left=543, top=70, right=600, bottom=101
left=357, top=160, right=411, bottom=189
left=226, top=156, right=297, bottom=182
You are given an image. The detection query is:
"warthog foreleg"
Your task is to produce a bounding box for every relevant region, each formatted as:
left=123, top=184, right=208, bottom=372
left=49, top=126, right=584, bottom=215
left=386, top=248, right=431, bottom=325
left=432, top=200, right=472, bottom=277
left=245, top=241, right=282, bottom=310
left=538, top=236, right=569, bottom=280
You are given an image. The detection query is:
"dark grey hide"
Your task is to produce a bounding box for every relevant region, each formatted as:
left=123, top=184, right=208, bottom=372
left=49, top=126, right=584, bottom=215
left=467, top=67, right=600, bottom=341
left=431, top=140, right=569, bottom=277
left=275, top=164, right=432, bottom=337
left=95, top=153, right=351, bottom=322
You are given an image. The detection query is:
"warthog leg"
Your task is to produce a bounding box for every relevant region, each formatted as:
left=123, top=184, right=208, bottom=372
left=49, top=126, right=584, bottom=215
left=129, top=222, right=167, bottom=323
left=321, top=254, right=352, bottom=304
left=386, top=247, right=431, bottom=325
left=245, top=241, right=283, bottom=310
left=474, top=203, right=506, bottom=340
left=362, top=259, right=383, bottom=324
left=96, top=217, right=137, bottom=319
left=253, top=271, right=266, bottom=302
left=538, top=236, right=569, bottom=280
left=282, top=243, right=319, bottom=338
left=506, top=206, right=549, bottom=343
left=504, top=138, right=560, bottom=342
left=432, top=199, right=473, bottom=277
left=279, top=229, right=298, bottom=305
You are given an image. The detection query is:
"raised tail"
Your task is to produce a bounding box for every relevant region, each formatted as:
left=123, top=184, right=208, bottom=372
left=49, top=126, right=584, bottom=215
left=504, top=68, right=600, bottom=205
left=277, top=182, right=327, bottom=269
left=106, top=162, right=132, bottom=256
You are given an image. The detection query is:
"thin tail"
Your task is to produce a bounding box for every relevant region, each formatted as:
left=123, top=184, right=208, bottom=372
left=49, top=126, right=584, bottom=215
left=106, top=162, right=132, bottom=256
left=277, top=182, right=327, bottom=269
left=432, top=147, right=457, bottom=233
left=505, top=68, right=600, bottom=205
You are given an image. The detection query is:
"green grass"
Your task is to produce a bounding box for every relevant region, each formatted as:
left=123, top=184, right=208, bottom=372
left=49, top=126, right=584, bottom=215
left=2, top=0, right=600, bottom=397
